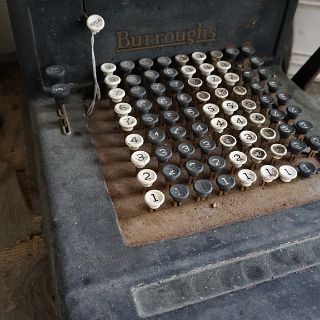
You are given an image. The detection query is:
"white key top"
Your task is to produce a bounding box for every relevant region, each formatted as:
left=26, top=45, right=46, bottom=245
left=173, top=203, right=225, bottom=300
left=210, top=117, right=228, bottom=133
left=104, top=75, right=121, bottom=89
left=224, top=72, right=239, bottom=86
left=222, top=100, right=238, bottom=115
left=270, top=143, right=287, bottom=159
left=230, top=115, right=247, bottom=130
left=87, top=14, right=105, bottom=33
left=241, top=99, right=257, bottom=114
left=220, top=134, right=237, bottom=148
left=260, top=127, right=276, bottom=141
left=125, top=133, right=144, bottom=151
left=214, top=87, right=229, bottom=100
left=175, top=54, right=189, bottom=66
left=196, top=91, right=211, bottom=103
left=238, top=169, right=257, bottom=187
left=279, top=165, right=297, bottom=183
left=216, top=60, right=231, bottom=74
left=144, top=189, right=165, bottom=210
left=249, top=112, right=265, bottom=127
left=239, top=130, right=257, bottom=146
left=100, top=63, right=116, bottom=76
left=114, top=102, right=132, bottom=117
left=249, top=147, right=267, bottom=163
left=233, top=86, right=247, bottom=98
left=210, top=50, right=223, bottom=62
left=119, top=115, right=137, bottom=132
left=181, top=65, right=197, bottom=79
left=199, top=63, right=214, bottom=77
left=229, top=151, right=247, bottom=168
left=192, top=51, right=207, bottom=65
left=203, top=103, right=219, bottom=119
left=188, top=78, right=203, bottom=90
left=137, top=169, right=157, bottom=188
left=206, top=75, right=222, bottom=89
left=260, top=165, right=279, bottom=183
left=108, top=88, right=125, bottom=103
left=131, top=150, right=150, bottom=169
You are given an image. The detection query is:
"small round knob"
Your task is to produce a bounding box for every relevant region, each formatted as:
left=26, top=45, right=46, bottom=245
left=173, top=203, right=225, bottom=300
left=238, top=169, right=257, bottom=187
left=241, top=99, right=256, bottom=114
left=131, top=150, right=150, bottom=169
left=50, top=83, right=70, bottom=105
left=260, top=165, right=279, bottom=183
left=157, top=56, right=172, bottom=69
left=135, top=99, right=152, bottom=115
left=199, top=138, right=216, bottom=156
left=216, top=60, right=231, bottom=74
left=125, top=133, right=144, bottom=151
left=206, top=75, right=222, bottom=89
left=163, top=110, right=179, bottom=126
left=250, top=56, right=264, bottom=69
left=230, top=115, right=247, bottom=130
left=168, top=80, right=184, bottom=94
left=45, top=65, right=65, bottom=85
left=109, top=88, right=126, bottom=103
left=208, top=155, right=226, bottom=173
left=295, top=120, right=314, bottom=135
left=199, top=63, right=214, bottom=77
left=224, top=72, right=239, bottom=86
left=138, top=58, right=154, bottom=71
left=143, top=70, right=159, bottom=84
left=119, top=60, right=135, bottom=75
left=162, top=68, right=178, bottom=81
left=169, top=125, right=187, bottom=141
left=267, top=80, right=281, bottom=93
left=125, top=74, right=141, bottom=87
left=114, top=102, right=132, bottom=118
left=147, top=127, right=166, bottom=146
left=178, top=142, right=195, bottom=159
left=150, top=83, right=166, bottom=97
left=192, top=51, right=207, bottom=65
left=241, top=45, right=255, bottom=58
left=210, top=117, right=228, bottom=133
left=175, top=54, right=189, bottom=66
left=184, top=160, right=204, bottom=177
left=170, top=184, right=190, bottom=204
left=137, top=169, right=157, bottom=188
left=156, top=96, right=172, bottom=112
left=279, top=165, right=297, bottom=183
left=298, top=162, right=317, bottom=178
left=176, top=93, right=192, bottom=109
left=141, top=113, right=159, bottom=128
left=229, top=151, right=247, bottom=168
left=258, top=67, right=273, bottom=81
left=288, top=139, right=307, bottom=155
left=278, top=123, right=295, bottom=139
left=286, top=105, right=303, bottom=120
left=144, top=190, right=165, bottom=210
left=192, top=122, right=208, bottom=139
left=162, top=163, right=181, bottom=182
left=129, top=85, right=146, bottom=100
left=183, top=107, right=200, bottom=122
left=155, top=145, right=172, bottom=163
left=181, top=65, right=197, bottom=79
left=100, top=63, right=116, bottom=76
left=216, top=174, right=236, bottom=193
left=202, top=103, right=219, bottom=119
left=249, top=147, right=267, bottom=163
left=222, top=100, right=238, bottom=116
left=119, top=115, right=137, bottom=132
left=193, top=179, right=213, bottom=198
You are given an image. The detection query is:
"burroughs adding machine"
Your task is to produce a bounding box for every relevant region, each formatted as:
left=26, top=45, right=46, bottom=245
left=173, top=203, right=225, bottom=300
left=8, top=0, right=320, bottom=319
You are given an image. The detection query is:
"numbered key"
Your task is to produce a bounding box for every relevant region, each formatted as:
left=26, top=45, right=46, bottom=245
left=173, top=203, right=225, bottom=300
left=220, top=134, right=237, bottom=156
left=155, top=145, right=173, bottom=170
left=295, top=120, right=314, bottom=140
left=114, top=102, right=132, bottom=118
left=192, top=51, right=207, bottom=65
left=239, top=130, right=257, bottom=147
left=170, top=184, right=190, bottom=206
left=206, top=75, right=222, bottom=89
left=229, top=151, right=247, bottom=172
left=125, top=133, right=144, bottom=151
left=270, top=143, right=287, bottom=164
left=108, top=88, right=125, bottom=103
left=181, top=65, right=197, bottom=79
left=249, top=147, right=267, bottom=169
left=222, top=100, right=238, bottom=116
left=199, top=63, right=214, bottom=77
left=241, top=99, right=257, bottom=114
left=119, top=60, right=135, bottom=76
left=147, top=127, right=166, bottom=152
left=131, top=150, right=150, bottom=169
left=279, top=165, right=297, bottom=183
left=210, top=117, right=228, bottom=134
left=119, top=115, right=137, bottom=132
left=216, top=174, right=236, bottom=196
left=208, top=155, right=226, bottom=179
left=307, top=135, right=320, bottom=157
left=249, top=112, right=266, bottom=129
left=162, top=163, right=181, bottom=188
left=286, top=105, right=302, bottom=124
left=238, top=169, right=257, bottom=190
left=260, top=165, right=279, bottom=185
left=224, top=72, right=239, bottom=87
left=100, top=62, right=116, bottom=76
left=288, top=139, right=307, bottom=160
left=185, top=160, right=204, bottom=184
left=216, top=60, right=231, bottom=74
left=138, top=58, right=154, bottom=71
left=157, top=56, right=172, bottom=69
left=193, top=179, right=213, bottom=201
left=104, top=75, right=121, bottom=90
left=230, top=115, right=247, bottom=130
left=298, top=162, right=317, bottom=178
left=199, top=138, right=216, bottom=162
left=144, top=190, right=165, bottom=212
left=137, top=169, right=157, bottom=188
left=175, top=54, right=189, bottom=67
left=203, top=103, right=220, bottom=121
left=178, top=142, right=196, bottom=165
left=260, top=127, right=276, bottom=145
left=135, top=99, right=153, bottom=115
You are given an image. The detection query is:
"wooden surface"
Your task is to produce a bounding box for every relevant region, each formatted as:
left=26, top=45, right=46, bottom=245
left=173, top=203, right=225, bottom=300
left=0, top=63, right=56, bottom=319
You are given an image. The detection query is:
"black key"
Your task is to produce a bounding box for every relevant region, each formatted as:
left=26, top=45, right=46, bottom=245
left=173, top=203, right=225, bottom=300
left=156, top=96, right=172, bottom=112
left=192, top=121, right=208, bottom=139
left=298, top=162, right=317, bottom=178
left=286, top=105, right=303, bottom=120
left=269, top=109, right=286, bottom=124
left=169, top=125, right=187, bottom=141
left=50, top=83, right=70, bottom=105
left=45, top=65, right=65, bottom=85
left=277, top=91, right=291, bottom=106
left=307, top=135, right=320, bottom=152
left=125, top=74, right=141, bottom=87
left=119, top=60, right=135, bottom=75
left=208, top=155, right=226, bottom=175
left=150, top=82, right=166, bottom=97
left=143, top=70, right=159, bottom=84
left=138, top=58, right=153, bottom=71
left=193, top=179, right=213, bottom=199
left=250, top=56, right=264, bottom=69
left=241, top=45, right=255, bottom=58
left=177, top=93, right=192, bottom=109
left=183, top=107, right=200, bottom=122
left=225, top=47, right=240, bottom=61
left=178, top=142, right=195, bottom=160
left=163, top=110, right=179, bottom=126
left=288, top=139, right=307, bottom=155
left=278, top=123, right=296, bottom=139
left=259, top=95, right=274, bottom=110
left=258, top=67, right=273, bottom=81
left=162, top=163, right=181, bottom=182
left=250, top=81, right=264, bottom=96
left=185, top=159, right=204, bottom=177
left=170, top=184, right=190, bottom=205
left=216, top=174, right=236, bottom=193
left=295, top=120, right=314, bottom=135
left=147, top=127, right=166, bottom=146
left=141, top=113, right=159, bottom=128
left=242, top=70, right=255, bottom=84
left=199, top=138, right=216, bottom=156
left=129, top=85, right=146, bottom=100
left=267, top=80, right=281, bottom=93
left=157, top=56, right=172, bottom=69
left=162, top=68, right=178, bottom=81
left=155, top=145, right=172, bottom=163
left=135, top=99, right=153, bottom=115
left=168, top=80, right=184, bottom=94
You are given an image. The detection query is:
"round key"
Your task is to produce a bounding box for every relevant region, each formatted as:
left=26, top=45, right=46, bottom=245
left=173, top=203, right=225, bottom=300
left=230, top=115, right=247, bottom=130
left=162, top=163, right=181, bottom=182
left=250, top=81, right=264, bottom=96
left=278, top=123, right=295, bottom=139
left=163, top=68, right=178, bottom=81
left=192, top=122, right=208, bottom=138
left=203, top=103, right=219, bottom=119
left=87, top=14, right=105, bottom=32
left=260, top=165, right=279, bottom=183
left=177, top=93, right=192, bottom=109
left=233, top=86, right=247, bottom=99
left=199, top=63, right=214, bottom=77
left=192, top=51, right=207, bottom=65
left=295, top=120, right=314, bottom=135
left=250, top=56, right=264, bottom=69
left=50, top=83, right=70, bottom=105
left=104, top=75, right=121, bottom=89
left=155, top=145, right=172, bottom=164
left=119, top=60, right=135, bottom=75
left=178, top=142, right=195, bottom=160
left=125, top=74, right=141, bottom=87
left=241, top=99, right=256, bottom=114
left=249, top=147, right=267, bottom=163
left=269, top=109, right=286, bottom=125
left=156, top=96, right=172, bottom=112
left=229, top=151, right=247, bottom=168
left=220, top=134, right=237, bottom=149
left=258, top=67, right=273, bottom=81
left=129, top=86, right=146, bottom=100
left=267, top=80, right=281, bottom=93
left=249, top=112, right=265, bottom=127
left=221, top=100, right=238, bottom=116
left=147, top=127, right=166, bottom=146
left=259, top=95, right=274, bottom=111
left=277, top=91, right=291, bottom=106
left=225, top=47, right=240, bottom=61
left=168, top=80, right=184, bottom=94
left=216, top=60, right=231, bottom=74
left=298, top=162, right=317, bottom=178
left=183, top=107, right=200, bottom=122
left=131, top=150, right=150, bottom=169
left=238, top=169, right=257, bottom=187
left=163, top=110, right=179, bottom=126
left=210, top=50, right=223, bottom=62
left=141, top=113, right=158, bottom=128
left=114, top=102, right=132, bottom=118
left=241, top=45, right=255, bottom=58
left=279, top=165, right=297, bottom=183
left=214, top=87, right=229, bottom=100
left=125, top=133, right=144, bottom=151
left=119, top=115, right=137, bottom=132
left=196, top=91, right=210, bottom=104
left=138, top=58, right=153, bottom=71
left=181, top=65, right=196, bottom=79
left=270, top=143, right=287, bottom=159
left=193, top=179, right=213, bottom=199
left=242, top=70, right=255, bottom=84
left=206, top=75, right=222, bottom=89
left=175, top=54, right=189, bottom=66
left=185, top=160, right=204, bottom=177
left=286, top=105, right=303, bottom=120
left=260, top=127, right=276, bottom=141
left=150, top=83, right=166, bottom=97
left=137, top=169, right=157, bottom=188
left=143, top=70, right=159, bottom=84
left=199, top=138, right=216, bottom=156
left=135, top=99, right=152, bottom=115
left=216, top=174, right=236, bottom=193
left=239, top=130, right=257, bottom=146
left=208, top=155, right=226, bottom=174
left=169, top=125, right=187, bottom=141
left=45, top=65, right=65, bottom=85
left=157, top=56, right=172, bottom=69
left=210, top=117, right=228, bottom=133
left=170, top=184, right=189, bottom=205
left=100, top=63, right=116, bottom=76
left=144, top=190, right=165, bottom=210
left=188, top=78, right=203, bottom=91
left=288, top=139, right=307, bottom=156
left=307, top=135, right=320, bottom=153
left=224, top=72, right=239, bottom=86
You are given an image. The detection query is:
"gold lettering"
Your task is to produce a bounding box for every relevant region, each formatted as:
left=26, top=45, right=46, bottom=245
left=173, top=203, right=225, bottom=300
left=175, top=31, right=186, bottom=43
left=164, top=32, right=175, bottom=43
left=131, top=35, right=142, bottom=47
left=187, top=29, right=196, bottom=44
left=117, top=31, right=130, bottom=49
left=155, top=33, right=165, bottom=45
